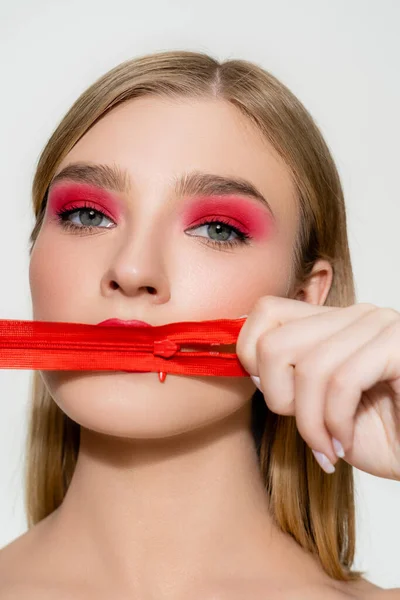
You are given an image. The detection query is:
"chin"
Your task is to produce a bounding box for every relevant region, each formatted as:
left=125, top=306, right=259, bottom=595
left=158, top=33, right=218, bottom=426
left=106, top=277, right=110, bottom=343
left=39, top=370, right=253, bottom=439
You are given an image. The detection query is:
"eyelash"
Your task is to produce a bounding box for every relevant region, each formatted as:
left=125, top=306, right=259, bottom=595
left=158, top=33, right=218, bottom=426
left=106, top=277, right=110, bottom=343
left=55, top=202, right=252, bottom=250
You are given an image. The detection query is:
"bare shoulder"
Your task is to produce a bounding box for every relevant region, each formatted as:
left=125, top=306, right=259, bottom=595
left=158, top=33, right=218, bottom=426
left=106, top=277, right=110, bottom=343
left=0, top=527, right=35, bottom=581
left=369, top=591, right=400, bottom=599
left=0, top=526, right=43, bottom=598
left=282, top=579, right=400, bottom=600
left=0, top=519, right=102, bottom=600
left=346, top=578, right=400, bottom=600
left=0, top=519, right=73, bottom=600
left=215, top=578, right=399, bottom=600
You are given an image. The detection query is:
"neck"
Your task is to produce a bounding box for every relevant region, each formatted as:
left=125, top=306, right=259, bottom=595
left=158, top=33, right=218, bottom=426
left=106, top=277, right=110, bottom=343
left=47, top=402, right=326, bottom=597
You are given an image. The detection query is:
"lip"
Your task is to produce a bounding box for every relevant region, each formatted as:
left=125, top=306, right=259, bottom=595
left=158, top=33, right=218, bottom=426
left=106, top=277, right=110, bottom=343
left=97, top=319, right=152, bottom=328
left=97, top=319, right=152, bottom=373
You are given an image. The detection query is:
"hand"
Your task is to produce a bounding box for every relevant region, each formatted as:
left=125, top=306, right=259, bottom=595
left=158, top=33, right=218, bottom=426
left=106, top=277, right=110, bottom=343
left=236, top=296, right=400, bottom=479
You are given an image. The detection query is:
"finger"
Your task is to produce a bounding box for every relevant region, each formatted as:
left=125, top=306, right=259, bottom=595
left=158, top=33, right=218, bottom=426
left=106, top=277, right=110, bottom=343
left=256, top=335, right=295, bottom=416
left=252, top=303, right=377, bottom=418
left=325, top=317, right=400, bottom=455
left=236, top=295, right=335, bottom=376
left=293, top=307, right=398, bottom=463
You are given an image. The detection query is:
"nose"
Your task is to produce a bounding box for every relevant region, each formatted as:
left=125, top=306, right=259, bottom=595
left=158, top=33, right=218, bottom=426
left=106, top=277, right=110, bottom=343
left=101, top=228, right=171, bottom=304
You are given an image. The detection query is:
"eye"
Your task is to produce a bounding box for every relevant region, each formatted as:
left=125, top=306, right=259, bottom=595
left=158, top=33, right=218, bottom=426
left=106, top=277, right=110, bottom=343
left=190, top=222, right=239, bottom=242
left=54, top=204, right=252, bottom=250
left=186, top=218, right=251, bottom=249
left=55, top=203, right=115, bottom=234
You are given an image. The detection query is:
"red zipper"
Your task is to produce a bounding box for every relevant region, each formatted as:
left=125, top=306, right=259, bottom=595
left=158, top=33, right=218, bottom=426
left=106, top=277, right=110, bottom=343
left=0, top=318, right=249, bottom=377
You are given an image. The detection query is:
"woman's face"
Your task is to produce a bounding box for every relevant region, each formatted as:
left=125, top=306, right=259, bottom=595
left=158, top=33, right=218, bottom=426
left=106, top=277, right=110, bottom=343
left=29, top=97, right=298, bottom=438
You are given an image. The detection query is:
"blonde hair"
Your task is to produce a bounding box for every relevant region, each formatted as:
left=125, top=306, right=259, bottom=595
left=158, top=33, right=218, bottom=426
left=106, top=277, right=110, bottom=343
left=26, top=50, right=359, bottom=581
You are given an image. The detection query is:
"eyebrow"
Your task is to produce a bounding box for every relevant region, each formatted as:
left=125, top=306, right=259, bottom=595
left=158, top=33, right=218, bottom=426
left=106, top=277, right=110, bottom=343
left=49, top=162, right=274, bottom=216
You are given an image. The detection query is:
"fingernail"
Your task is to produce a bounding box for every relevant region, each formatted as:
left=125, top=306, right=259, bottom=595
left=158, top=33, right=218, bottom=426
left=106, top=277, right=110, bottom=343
left=312, top=449, right=335, bottom=474
left=250, top=375, right=262, bottom=391
left=332, top=437, right=345, bottom=458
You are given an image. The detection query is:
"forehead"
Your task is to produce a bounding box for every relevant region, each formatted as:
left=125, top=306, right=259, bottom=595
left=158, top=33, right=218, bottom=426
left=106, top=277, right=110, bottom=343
left=58, top=97, right=297, bottom=227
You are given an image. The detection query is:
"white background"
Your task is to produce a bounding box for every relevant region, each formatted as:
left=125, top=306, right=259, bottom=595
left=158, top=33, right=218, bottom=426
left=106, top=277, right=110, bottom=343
left=0, top=0, right=399, bottom=589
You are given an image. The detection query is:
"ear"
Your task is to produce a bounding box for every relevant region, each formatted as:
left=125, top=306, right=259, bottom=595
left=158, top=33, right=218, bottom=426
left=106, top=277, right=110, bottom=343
left=293, top=259, right=333, bottom=306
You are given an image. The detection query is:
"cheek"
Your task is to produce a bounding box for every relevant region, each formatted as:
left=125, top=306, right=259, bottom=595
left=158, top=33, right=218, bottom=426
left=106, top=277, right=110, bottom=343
left=29, top=237, right=50, bottom=317
left=211, top=260, right=289, bottom=308
left=29, top=232, right=84, bottom=320
left=172, top=243, right=291, bottom=316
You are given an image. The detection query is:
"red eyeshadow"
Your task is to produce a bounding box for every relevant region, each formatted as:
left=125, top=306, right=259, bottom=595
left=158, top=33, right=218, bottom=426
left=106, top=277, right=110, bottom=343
left=182, top=195, right=274, bottom=241
left=47, top=182, right=122, bottom=221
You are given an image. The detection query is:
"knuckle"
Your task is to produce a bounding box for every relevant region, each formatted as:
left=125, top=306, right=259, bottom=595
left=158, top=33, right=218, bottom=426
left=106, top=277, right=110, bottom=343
left=256, top=330, right=281, bottom=363
left=382, top=317, right=400, bottom=343
left=357, top=302, right=377, bottom=313
left=325, top=404, right=347, bottom=431
left=262, top=395, right=280, bottom=412
left=256, top=295, right=279, bottom=314
left=295, top=356, right=320, bottom=381
left=328, top=370, right=349, bottom=396
left=235, top=333, right=254, bottom=373
left=263, top=393, right=292, bottom=415
left=295, top=344, right=337, bottom=386
left=235, top=327, right=247, bottom=356
left=236, top=345, right=253, bottom=373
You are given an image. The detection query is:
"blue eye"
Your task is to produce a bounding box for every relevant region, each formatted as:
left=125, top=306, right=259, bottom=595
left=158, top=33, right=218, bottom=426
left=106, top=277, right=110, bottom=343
left=185, top=218, right=251, bottom=250
left=56, top=203, right=115, bottom=234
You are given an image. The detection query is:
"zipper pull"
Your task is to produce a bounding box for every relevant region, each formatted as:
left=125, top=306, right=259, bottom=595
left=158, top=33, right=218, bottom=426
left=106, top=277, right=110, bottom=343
left=153, top=339, right=180, bottom=358
left=153, top=339, right=180, bottom=384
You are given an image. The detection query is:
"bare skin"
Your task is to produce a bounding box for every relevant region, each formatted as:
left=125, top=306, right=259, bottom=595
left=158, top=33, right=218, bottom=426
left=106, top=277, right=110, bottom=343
left=0, top=513, right=393, bottom=599
left=0, top=97, right=398, bottom=599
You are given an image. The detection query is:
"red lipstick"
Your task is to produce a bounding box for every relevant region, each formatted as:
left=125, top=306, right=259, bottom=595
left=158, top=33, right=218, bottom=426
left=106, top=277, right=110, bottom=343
left=97, top=319, right=152, bottom=375
left=97, top=319, right=152, bottom=328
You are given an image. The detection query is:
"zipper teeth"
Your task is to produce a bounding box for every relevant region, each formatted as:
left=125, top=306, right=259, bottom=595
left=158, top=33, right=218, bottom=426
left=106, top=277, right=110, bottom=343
left=0, top=335, right=233, bottom=350
left=0, top=340, right=221, bottom=351
left=1, top=340, right=154, bottom=350
left=0, top=349, right=237, bottom=359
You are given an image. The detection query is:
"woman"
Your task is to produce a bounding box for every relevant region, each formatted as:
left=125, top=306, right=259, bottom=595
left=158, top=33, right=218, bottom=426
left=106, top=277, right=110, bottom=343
left=0, top=50, right=399, bottom=599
